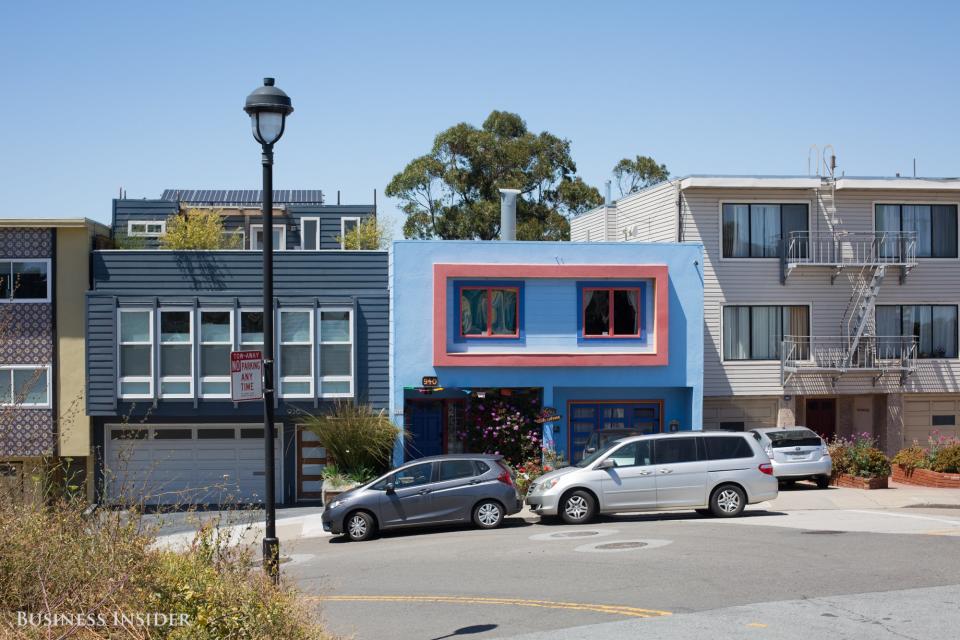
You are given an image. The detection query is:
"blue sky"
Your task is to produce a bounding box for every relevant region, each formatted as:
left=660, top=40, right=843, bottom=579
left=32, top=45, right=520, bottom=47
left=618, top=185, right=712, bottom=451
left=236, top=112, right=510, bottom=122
left=2, top=1, right=957, bottom=227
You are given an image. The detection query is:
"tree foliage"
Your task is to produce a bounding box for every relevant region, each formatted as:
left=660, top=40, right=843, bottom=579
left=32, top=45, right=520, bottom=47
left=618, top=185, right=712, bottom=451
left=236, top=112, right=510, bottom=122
left=386, top=111, right=602, bottom=240
left=612, top=155, right=670, bottom=196
left=159, top=208, right=243, bottom=250
left=337, top=215, right=392, bottom=250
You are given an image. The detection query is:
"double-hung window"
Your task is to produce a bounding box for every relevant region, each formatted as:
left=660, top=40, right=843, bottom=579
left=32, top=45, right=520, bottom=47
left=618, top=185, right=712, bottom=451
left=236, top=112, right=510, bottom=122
left=320, top=309, right=353, bottom=397
left=118, top=309, right=153, bottom=398
left=199, top=310, right=232, bottom=397
left=875, top=204, right=958, bottom=258
left=0, top=259, right=50, bottom=302
left=582, top=288, right=641, bottom=338
left=240, top=310, right=264, bottom=351
left=877, top=305, right=958, bottom=359
left=250, top=224, right=287, bottom=251
left=0, top=365, right=50, bottom=407
left=127, top=220, right=166, bottom=237
left=340, top=217, right=360, bottom=249
left=279, top=309, right=313, bottom=397
left=723, top=305, right=810, bottom=360
left=159, top=309, right=192, bottom=397
left=301, top=217, right=320, bottom=250
left=459, top=286, right=519, bottom=337
left=722, top=204, right=808, bottom=258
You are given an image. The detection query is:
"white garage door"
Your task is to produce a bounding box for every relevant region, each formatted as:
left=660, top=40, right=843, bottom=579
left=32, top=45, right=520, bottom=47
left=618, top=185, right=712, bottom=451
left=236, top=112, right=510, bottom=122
left=903, top=394, right=960, bottom=447
left=105, top=424, right=282, bottom=505
left=703, top=397, right=780, bottom=431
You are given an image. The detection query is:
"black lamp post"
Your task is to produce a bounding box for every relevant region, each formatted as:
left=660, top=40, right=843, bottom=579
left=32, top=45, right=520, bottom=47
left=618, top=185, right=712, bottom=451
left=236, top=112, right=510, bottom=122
left=244, top=77, right=293, bottom=583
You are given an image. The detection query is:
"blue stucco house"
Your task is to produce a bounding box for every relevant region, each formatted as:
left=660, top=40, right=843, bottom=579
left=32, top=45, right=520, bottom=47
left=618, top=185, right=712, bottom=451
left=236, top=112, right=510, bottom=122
left=390, top=240, right=704, bottom=465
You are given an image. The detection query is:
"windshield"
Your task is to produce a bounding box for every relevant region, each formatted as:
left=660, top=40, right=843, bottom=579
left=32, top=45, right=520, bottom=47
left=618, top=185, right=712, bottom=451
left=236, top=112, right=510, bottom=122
left=576, top=439, right=625, bottom=468
left=766, top=430, right=823, bottom=448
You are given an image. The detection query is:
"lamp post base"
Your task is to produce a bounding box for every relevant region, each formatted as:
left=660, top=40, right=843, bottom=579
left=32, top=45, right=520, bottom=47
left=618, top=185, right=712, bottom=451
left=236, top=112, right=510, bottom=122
left=263, top=536, right=280, bottom=584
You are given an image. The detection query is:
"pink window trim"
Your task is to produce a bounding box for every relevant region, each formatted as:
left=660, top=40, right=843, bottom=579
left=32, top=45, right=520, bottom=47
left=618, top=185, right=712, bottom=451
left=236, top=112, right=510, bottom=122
left=458, top=285, right=521, bottom=339
left=433, top=263, right=669, bottom=367
left=581, top=287, right=642, bottom=339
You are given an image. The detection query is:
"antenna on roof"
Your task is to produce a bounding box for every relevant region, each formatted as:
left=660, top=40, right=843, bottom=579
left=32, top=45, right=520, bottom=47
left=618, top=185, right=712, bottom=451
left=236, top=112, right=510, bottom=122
left=337, top=190, right=341, bottom=205
left=808, top=145, right=820, bottom=176
left=822, top=144, right=836, bottom=179
left=374, top=188, right=377, bottom=215
left=913, top=158, right=917, bottom=178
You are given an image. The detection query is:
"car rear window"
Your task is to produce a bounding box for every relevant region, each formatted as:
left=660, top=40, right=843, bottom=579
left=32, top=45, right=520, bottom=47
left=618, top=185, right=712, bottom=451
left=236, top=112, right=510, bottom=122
left=766, top=430, right=823, bottom=448
left=704, top=436, right=754, bottom=460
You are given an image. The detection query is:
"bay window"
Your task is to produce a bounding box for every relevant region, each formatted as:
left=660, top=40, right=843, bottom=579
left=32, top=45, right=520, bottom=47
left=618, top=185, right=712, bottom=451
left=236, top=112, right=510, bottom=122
left=279, top=309, right=313, bottom=397
left=320, top=309, right=353, bottom=397
left=875, top=204, right=957, bottom=258
left=159, top=310, right=192, bottom=397
left=118, top=309, right=153, bottom=398
left=877, top=305, right=958, bottom=359
left=199, top=310, right=231, bottom=397
left=722, top=204, right=808, bottom=258
left=723, top=305, right=810, bottom=360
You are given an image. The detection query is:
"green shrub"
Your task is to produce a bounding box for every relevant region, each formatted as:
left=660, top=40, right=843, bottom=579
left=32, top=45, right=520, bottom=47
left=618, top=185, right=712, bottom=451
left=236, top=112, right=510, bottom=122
left=930, top=444, right=960, bottom=473
left=298, top=402, right=401, bottom=476
left=848, top=447, right=891, bottom=478
left=828, top=442, right=851, bottom=475
left=892, top=445, right=931, bottom=471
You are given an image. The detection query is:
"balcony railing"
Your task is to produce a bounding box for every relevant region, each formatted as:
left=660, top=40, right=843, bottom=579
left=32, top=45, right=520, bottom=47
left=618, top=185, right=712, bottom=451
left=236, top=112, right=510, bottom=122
left=781, top=335, right=918, bottom=385
left=781, top=231, right=917, bottom=283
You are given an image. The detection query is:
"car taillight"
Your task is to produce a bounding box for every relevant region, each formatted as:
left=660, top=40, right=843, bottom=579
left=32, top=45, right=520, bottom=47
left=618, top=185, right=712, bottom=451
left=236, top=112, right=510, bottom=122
left=759, top=463, right=774, bottom=476
left=496, top=464, right=514, bottom=486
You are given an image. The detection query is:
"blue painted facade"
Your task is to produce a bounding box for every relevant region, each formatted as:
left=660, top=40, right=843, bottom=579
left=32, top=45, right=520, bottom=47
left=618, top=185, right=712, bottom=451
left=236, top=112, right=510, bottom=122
left=390, top=241, right=704, bottom=464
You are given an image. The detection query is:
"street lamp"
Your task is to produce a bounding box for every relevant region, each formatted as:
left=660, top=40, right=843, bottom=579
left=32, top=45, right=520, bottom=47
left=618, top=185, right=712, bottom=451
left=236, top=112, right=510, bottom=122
left=244, top=77, right=293, bottom=584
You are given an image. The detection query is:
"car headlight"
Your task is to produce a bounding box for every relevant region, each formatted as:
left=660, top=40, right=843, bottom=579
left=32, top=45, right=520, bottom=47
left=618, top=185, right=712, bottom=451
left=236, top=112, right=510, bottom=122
left=328, top=499, right=344, bottom=510
left=537, top=477, right=560, bottom=492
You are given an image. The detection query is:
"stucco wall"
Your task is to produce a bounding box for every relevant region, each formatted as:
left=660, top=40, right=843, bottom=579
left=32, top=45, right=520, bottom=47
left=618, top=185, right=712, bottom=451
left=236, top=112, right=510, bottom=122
left=56, top=227, right=92, bottom=457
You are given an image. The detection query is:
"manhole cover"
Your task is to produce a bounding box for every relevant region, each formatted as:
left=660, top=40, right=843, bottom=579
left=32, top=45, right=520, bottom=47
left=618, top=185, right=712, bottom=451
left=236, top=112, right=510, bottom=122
left=802, top=530, right=845, bottom=535
left=596, top=541, right=648, bottom=550
left=550, top=531, right=600, bottom=538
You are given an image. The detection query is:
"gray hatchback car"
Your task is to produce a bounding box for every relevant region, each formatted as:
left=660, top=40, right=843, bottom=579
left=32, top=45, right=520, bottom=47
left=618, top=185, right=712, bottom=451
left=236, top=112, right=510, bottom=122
left=321, top=454, right=523, bottom=541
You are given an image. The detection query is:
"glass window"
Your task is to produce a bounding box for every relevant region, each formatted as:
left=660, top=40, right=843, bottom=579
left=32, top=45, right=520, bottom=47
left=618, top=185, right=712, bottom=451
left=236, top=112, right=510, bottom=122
left=766, top=430, right=822, bottom=448
left=153, top=428, right=193, bottom=440
left=159, top=310, right=192, bottom=397
left=1, top=367, right=49, bottom=407
left=605, top=440, right=652, bottom=468
left=459, top=287, right=519, bottom=337
left=240, top=311, right=264, bottom=347
left=722, top=204, right=809, bottom=258
left=582, top=288, right=641, bottom=337
left=279, top=310, right=312, bottom=397
left=439, top=460, right=476, bottom=481
left=119, top=310, right=152, bottom=398
left=197, top=428, right=236, bottom=439
left=874, top=204, right=958, bottom=258
left=653, top=438, right=699, bottom=464
left=704, top=436, right=753, bottom=460
left=723, top=305, right=809, bottom=360
left=320, top=309, right=353, bottom=397
left=301, top=218, right=319, bottom=251
left=128, top=221, right=166, bottom=237
left=392, top=463, right=433, bottom=488
left=341, top=217, right=360, bottom=249
left=0, top=260, right=49, bottom=301
left=200, top=311, right=231, bottom=397
left=473, top=460, right=490, bottom=475
left=877, top=305, right=958, bottom=359
left=250, top=224, right=286, bottom=251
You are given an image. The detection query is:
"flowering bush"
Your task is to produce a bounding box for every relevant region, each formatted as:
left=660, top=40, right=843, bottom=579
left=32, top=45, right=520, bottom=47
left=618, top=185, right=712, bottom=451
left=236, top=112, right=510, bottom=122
left=513, top=448, right=567, bottom=495
left=458, top=393, right=542, bottom=466
left=892, top=432, right=960, bottom=473
left=829, top=433, right=890, bottom=479
left=892, top=446, right=931, bottom=471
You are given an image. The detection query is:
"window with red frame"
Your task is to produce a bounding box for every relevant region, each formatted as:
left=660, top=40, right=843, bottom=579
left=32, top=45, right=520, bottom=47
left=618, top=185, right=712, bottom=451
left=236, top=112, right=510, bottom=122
left=583, top=288, right=640, bottom=337
left=460, top=287, right=519, bottom=337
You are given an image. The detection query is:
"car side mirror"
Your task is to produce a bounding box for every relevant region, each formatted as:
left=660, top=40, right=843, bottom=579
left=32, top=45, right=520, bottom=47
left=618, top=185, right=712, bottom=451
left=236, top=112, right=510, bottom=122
left=596, top=458, right=615, bottom=470
left=385, top=482, right=395, bottom=494
left=585, top=447, right=596, bottom=454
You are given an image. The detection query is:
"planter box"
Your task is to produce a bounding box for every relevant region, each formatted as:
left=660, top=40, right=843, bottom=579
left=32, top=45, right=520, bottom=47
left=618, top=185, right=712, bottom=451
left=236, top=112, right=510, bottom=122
left=831, top=473, right=888, bottom=490
left=322, top=482, right=360, bottom=505
left=893, top=465, right=960, bottom=488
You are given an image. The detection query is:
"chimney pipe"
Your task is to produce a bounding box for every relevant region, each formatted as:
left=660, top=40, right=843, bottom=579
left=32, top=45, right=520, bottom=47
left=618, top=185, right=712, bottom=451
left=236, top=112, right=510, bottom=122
left=499, top=188, right=519, bottom=241
left=605, top=180, right=612, bottom=207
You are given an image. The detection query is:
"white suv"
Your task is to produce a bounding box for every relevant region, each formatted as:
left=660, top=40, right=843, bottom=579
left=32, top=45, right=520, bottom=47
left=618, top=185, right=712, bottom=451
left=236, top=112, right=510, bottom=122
left=525, top=432, right=778, bottom=524
left=750, top=427, right=832, bottom=489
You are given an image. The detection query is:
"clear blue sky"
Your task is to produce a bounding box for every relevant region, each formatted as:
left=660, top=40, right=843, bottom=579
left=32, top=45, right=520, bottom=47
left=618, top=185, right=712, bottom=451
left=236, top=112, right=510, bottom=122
left=2, top=1, right=957, bottom=227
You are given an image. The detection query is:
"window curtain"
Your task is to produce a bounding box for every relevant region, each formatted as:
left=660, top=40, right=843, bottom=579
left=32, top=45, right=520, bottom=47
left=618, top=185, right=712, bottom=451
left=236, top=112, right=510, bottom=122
left=612, top=289, right=638, bottom=335
left=722, top=204, right=749, bottom=257
left=902, top=205, right=932, bottom=257
left=490, top=289, right=517, bottom=335
left=750, top=306, right=781, bottom=359
left=932, top=306, right=958, bottom=358
left=723, top=306, right=750, bottom=360
left=876, top=306, right=901, bottom=359
left=903, top=305, right=934, bottom=357
left=932, top=205, right=958, bottom=258
left=875, top=204, right=901, bottom=258
left=750, top=205, right=780, bottom=257
left=783, top=306, right=810, bottom=359
left=460, top=289, right=488, bottom=335
left=583, top=290, right=609, bottom=335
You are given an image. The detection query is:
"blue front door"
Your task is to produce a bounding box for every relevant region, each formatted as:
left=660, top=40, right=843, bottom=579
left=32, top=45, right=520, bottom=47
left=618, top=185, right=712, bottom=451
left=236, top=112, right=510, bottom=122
left=406, top=402, right=444, bottom=461
left=569, top=401, right=662, bottom=462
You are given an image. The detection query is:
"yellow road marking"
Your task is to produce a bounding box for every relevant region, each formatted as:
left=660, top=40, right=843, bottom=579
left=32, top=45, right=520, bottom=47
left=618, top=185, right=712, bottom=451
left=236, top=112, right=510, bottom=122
left=747, top=622, right=768, bottom=628
left=308, top=594, right=671, bottom=618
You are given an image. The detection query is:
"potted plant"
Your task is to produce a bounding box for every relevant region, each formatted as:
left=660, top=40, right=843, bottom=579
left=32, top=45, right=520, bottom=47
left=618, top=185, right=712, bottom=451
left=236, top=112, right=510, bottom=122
left=298, top=402, right=402, bottom=505
left=829, top=433, right=891, bottom=489
left=892, top=433, right=960, bottom=488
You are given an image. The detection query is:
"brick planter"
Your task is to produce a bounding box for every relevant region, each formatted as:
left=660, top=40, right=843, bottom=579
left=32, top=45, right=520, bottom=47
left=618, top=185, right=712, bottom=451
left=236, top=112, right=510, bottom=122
left=831, top=473, right=889, bottom=490
left=892, top=465, right=960, bottom=488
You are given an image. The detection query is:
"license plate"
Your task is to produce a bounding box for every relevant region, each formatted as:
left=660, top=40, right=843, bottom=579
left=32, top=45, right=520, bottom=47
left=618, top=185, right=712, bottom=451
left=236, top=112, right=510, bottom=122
left=788, top=452, right=807, bottom=457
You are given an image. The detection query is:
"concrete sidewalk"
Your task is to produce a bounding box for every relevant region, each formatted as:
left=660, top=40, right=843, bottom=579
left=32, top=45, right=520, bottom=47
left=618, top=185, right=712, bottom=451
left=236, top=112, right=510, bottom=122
left=765, top=480, right=960, bottom=510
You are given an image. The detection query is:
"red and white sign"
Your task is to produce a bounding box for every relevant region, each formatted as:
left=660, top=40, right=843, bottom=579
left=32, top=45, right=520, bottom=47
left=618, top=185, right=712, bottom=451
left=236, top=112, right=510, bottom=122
left=231, top=350, right=263, bottom=402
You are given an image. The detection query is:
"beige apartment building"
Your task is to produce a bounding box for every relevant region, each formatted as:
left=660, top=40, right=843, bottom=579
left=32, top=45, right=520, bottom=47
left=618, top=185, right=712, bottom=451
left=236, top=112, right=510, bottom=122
left=571, top=174, right=960, bottom=454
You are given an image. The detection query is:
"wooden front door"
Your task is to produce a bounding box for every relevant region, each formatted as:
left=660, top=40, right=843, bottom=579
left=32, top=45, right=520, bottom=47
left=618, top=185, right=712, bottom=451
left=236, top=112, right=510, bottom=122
left=805, top=398, right=837, bottom=440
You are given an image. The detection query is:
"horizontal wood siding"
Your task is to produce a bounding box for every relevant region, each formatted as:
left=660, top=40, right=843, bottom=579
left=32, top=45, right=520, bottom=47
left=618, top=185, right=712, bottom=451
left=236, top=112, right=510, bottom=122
left=570, top=208, right=607, bottom=242
left=289, top=205, right=374, bottom=250
left=612, top=181, right=677, bottom=242
left=113, top=200, right=178, bottom=248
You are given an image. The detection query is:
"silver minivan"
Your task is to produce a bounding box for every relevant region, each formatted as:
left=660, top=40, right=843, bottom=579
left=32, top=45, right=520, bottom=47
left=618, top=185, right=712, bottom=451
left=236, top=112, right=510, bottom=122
left=525, top=432, right=778, bottom=523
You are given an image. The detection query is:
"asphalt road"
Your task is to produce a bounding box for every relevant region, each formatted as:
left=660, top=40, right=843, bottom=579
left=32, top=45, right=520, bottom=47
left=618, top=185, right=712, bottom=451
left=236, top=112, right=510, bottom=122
left=284, top=503, right=960, bottom=640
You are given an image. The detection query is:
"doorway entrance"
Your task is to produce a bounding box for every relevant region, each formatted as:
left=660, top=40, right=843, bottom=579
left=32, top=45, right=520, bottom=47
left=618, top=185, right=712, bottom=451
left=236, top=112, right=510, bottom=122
left=805, top=398, right=837, bottom=440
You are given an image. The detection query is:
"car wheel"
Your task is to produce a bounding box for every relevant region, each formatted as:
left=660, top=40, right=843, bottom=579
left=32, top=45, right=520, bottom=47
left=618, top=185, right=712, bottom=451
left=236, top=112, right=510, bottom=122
left=473, top=500, right=504, bottom=529
left=560, top=490, right=596, bottom=524
left=815, top=475, right=831, bottom=489
left=710, top=485, right=746, bottom=518
left=345, top=511, right=376, bottom=541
